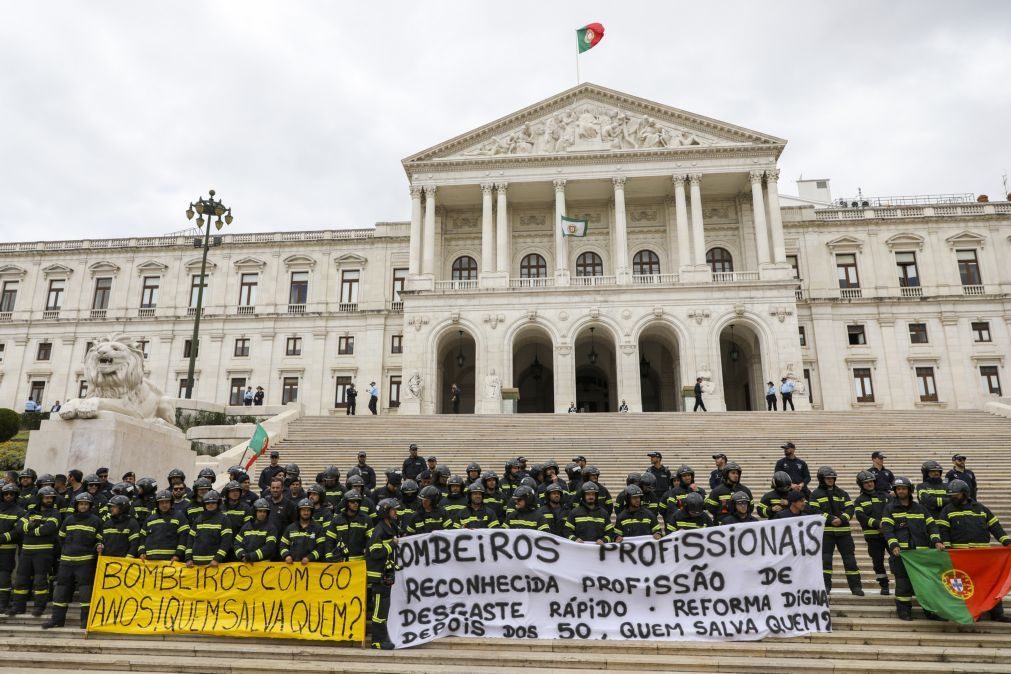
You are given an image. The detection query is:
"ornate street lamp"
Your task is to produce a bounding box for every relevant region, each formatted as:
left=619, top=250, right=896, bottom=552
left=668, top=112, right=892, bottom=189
left=183, top=189, right=234, bottom=399
left=588, top=327, right=598, bottom=365
left=456, top=330, right=466, bottom=368
left=640, top=353, right=651, bottom=378
left=729, top=325, right=739, bottom=362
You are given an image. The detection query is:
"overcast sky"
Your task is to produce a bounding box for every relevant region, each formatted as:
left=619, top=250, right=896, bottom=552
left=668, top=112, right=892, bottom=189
left=2, top=1, right=1009, bottom=242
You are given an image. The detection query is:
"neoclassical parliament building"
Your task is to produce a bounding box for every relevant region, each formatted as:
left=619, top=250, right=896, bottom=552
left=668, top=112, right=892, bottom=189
left=1, top=84, right=1009, bottom=415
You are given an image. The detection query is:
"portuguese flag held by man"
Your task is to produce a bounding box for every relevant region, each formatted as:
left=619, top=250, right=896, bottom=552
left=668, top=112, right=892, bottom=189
left=576, top=23, right=605, bottom=53
left=242, top=423, right=270, bottom=471
left=902, top=547, right=1011, bottom=623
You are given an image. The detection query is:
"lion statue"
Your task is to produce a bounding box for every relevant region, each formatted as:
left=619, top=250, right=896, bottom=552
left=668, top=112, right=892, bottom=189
left=59, top=334, right=176, bottom=426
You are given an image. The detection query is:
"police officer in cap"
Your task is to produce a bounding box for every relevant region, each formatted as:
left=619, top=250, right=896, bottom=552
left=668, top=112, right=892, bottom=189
left=645, top=452, right=672, bottom=495
left=945, top=454, right=977, bottom=499
left=402, top=444, right=426, bottom=482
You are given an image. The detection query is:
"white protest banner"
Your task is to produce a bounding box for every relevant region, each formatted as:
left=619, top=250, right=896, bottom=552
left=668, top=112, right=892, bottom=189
left=389, top=515, right=828, bottom=648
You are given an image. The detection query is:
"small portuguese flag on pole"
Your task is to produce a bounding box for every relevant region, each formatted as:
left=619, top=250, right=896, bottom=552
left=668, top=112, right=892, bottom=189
left=576, top=23, right=605, bottom=53
left=243, top=423, right=270, bottom=471
left=902, top=547, right=1011, bottom=623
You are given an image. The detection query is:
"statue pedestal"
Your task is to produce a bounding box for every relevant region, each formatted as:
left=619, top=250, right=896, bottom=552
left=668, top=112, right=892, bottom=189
left=25, top=412, right=196, bottom=481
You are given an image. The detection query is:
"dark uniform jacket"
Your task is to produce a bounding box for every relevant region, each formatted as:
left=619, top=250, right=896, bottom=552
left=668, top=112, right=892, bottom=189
left=330, top=509, right=372, bottom=559
left=916, top=478, right=949, bottom=518
left=405, top=506, right=451, bottom=535
left=810, top=486, right=854, bottom=535
left=505, top=505, right=547, bottom=531
left=355, top=464, right=377, bottom=492
left=366, top=519, right=398, bottom=586
left=646, top=466, right=672, bottom=495
left=455, top=504, right=500, bottom=529
left=101, top=515, right=140, bottom=557
left=58, top=511, right=103, bottom=564
left=663, top=484, right=706, bottom=518
left=565, top=502, right=612, bottom=542
left=131, top=496, right=156, bottom=525
left=482, top=487, right=507, bottom=521
left=869, top=466, right=895, bottom=493
left=234, top=520, right=277, bottom=562
left=615, top=507, right=661, bottom=538
left=773, top=507, right=811, bottom=519
left=853, top=488, right=890, bottom=538
left=938, top=499, right=1011, bottom=548
left=720, top=512, right=758, bottom=526
left=669, top=509, right=713, bottom=532
left=139, top=510, right=188, bottom=559
left=222, top=499, right=253, bottom=536
left=20, top=505, right=61, bottom=553
left=0, top=500, right=26, bottom=549
left=757, top=489, right=789, bottom=519
left=397, top=495, right=420, bottom=527
left=439, top=493, right=468, bottom=519
left=259, top=464, right=284, bottom=491
left=402, top=456, right=426, bottom=482
left=535, top=503, right=570, bottom=538
left=945, top=468, right=977, bottom=499
left=371, top=485, right=401, bottom=506
left=706, top=483, right=752, bottom=521
left=280, top=520, right=326, bottom=561
left=880, top=500, right=940, bottom=552
left=185, top=511, right=234, bottom=564
left=323, top=484, right=345, bottom=510
left=266, top=496, right=296, bottom=531
left=773, top=457, right=811, bottom=491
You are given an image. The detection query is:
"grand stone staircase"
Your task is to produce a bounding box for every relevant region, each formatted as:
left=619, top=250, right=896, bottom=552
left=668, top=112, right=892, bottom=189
left=2, top=409, right=1010, bottom=671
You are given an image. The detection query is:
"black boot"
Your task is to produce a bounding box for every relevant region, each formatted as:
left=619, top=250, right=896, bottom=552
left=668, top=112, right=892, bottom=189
left=79, top=606, right=89, bottom=629
left=879, top=579, right=890, bottom=596
left=41, top=605, right=66, bottom=629
left=7, top=598, right=25, bottom=616
left=847, top=576, right=864, bottom=597
left=823, top=575, right=832, bottom=594
left=31, top=600, right=47, bottom=618
left=370, top=622, right=394, bottom=650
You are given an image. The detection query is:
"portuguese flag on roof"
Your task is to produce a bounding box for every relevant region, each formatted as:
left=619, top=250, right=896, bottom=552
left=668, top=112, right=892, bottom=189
left=902, top=547, right=1011, bottom=623
left=576, top=23, right=605, bottom=53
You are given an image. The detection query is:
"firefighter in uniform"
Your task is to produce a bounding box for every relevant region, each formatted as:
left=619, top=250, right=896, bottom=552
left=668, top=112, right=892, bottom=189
left=662, top=465, right=705, bottom=520
left=398, top=480, right=420, bottom=526
left=637, top=473, right=662, bottom=518
left=581, top=466, right=613, bottom=514
left=100, top=495, right=140, bottom=557
left=306, top=483, right=333, bottom=528
left=481, top=472, right=506, bottom=521
left=670, top=492, right=713, bottom=531
left=721, top=491, right=758, bottom=525
left=917, top=460, right=949, bottom=519
left=321, top=466, right=344, bottom=509
left=505, top=486, right=547, bottom=531
left=938, top=479, right=1011, bottom=622
left=0, top=483, right=26, bottom=611
left=853, top=470, right=890, bottom=595
left=455, top=482, right=500, bottom=529
left=810, top=466, right=864, bottom=595
left=880, top=476, right=943, bottom=620
left=184, top=490, right=232, bottom=567
left=439, top=475, right=468, bottom=519
left=9, top=485, right=60, bottom=616
left=405, top=486, right=451, bottom=535
left=132, top=477, right=158, bottom=525
left=280, top=499, right=327, bottom=564
left=366, top=498, right=399, bottom=650
left=43, top=492, right=101, bottom=628
left=757, top=471, right=793, bottom=519
left=138, top=489, right=188, bottom=561
left=222, top=481, right=253, bottom=543
left=705, top=462, right=752, bottom=522
left=614, top=485, right=662, bottom=540
left=329, top=490, right=370, bottom=562
left=566, top=482, right=612, bottom=544
left=535, top=483, right=570, bottom=538
left=235, top=499, right=278, bottom=562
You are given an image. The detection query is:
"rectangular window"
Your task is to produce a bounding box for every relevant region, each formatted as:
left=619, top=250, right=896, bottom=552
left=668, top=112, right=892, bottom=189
left=786, top=255, right=800, bottom=280
left=334, top=376, right=352, bottom=408
left=229, top=378, right=247, bottom=406
left=140, top=276, right=160, bottom=308
left=847, top=324, right=866, bottom=346
left=853, top=368, right=874, bottom=403
left=46, top=279, right=65, bottom=310
left=972, top=321, right=992, bottom=343
left=340, top=270, right=360, bottom=304
left=189, top=275, right=208, bottom=308
left=1, top=281, right=19, bottom=312
left=0, top=343, right=4, bottom=363
left=957, top=249, right=982, bottom=286
left=281, top=377, right=299, bottom=404
left=391, top=335, right=403, bottom=354
left=183, top=339, right=199, bottom=359
left=916, top=366, right=938, bottom=402
left=285, top=337, right=302, bottom=356
left=92, top=277, right=112, bottom=310
left=178, top=378, right=193, bottom=398
left=390, top=375, right=402, bottom=408
left=136, top=339, right=149, bottom=359
left=78, top=379, right=89, bottom=398
left=289, top=272, right=308, bottom=305
left=37, top=342, right=52, bottom=361
left=392, top=268, right=407, bottom=302
left=238, top=273, right=258, bottom=306
left=803, top=368, right=813, bottom=404
left=338, top=336, right=355, bottom=355
left=836, top=254, right=859, bottom=289
left=85, top=341, right=94, bottom=354
left=234, top=338, right=250, bottom=357
left=798, top=326, right=807, bottom=347
left=981, top=366, right=1002, bottom=396
left=29, top=381, right=46, bottom=404
left=895, top=251, right=920, bottom=287
left=908, top=323, right=928, bottom=344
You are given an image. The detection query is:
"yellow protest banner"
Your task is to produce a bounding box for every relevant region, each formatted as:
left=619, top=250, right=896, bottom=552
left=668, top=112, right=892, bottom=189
left=87, top=557, right=366, bottom=642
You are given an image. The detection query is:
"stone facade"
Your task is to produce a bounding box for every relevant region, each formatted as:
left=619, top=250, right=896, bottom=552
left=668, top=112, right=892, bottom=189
left=1, top=84, right=1009, bottom=415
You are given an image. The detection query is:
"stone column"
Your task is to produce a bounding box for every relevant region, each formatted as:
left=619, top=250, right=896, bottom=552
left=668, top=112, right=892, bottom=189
left=618, top=343, right=643, bottom=413
left=553, top=179, right=570, bottom=284
left=408, top=186, right=423, bottom=276
left=765, top=169, right=786, bottom=264
left=688, top=174, right=706, bottom=267
left=941, top=315, right=974, bottom=409
left=749, top=170, right=771, bottom=267
left=422, top=186, right=437, bottom=277
left=495, top=183, right=509, bottom=275
left=480, top=183, right=495, bottom=275
left=673, top=174, right=691, bottom=271
left=553, top=344, right=576, bottom=413
left=612, top=177, right=629, bottom=282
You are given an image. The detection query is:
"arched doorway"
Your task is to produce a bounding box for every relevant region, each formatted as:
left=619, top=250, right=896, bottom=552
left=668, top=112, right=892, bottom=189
left=638, top=324, right=681, bottom=412
left=437, top=328, right=476, bottom=413
left=512, top=326, right=554, bottom=413
left=574, top=325, right=617, bottom=413
left=720, top=322, right=763, bottom=411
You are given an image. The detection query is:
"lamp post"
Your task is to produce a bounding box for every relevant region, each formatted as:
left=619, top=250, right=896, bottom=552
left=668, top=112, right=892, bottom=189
left=183, top=189, right=234, bottom=399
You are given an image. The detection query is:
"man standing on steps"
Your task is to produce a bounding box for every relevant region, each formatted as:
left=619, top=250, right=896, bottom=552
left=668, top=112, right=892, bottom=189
left=780, top=377, right=795, bottom=411
left=880, top=476, right=943, bottom=621
left=693, top=377, right=707, bottom=412
left=346, top=383, right=358, bottom=416
left=367, top=498, right=399, bottom=649
left=810, top=466, right=864, bottom=596
left=854, top=470, right=891, bottom=596
left=355, top=451, right=377, bottom=492
left=774, top=442, right=811, bottom=496
left=868, top=451, right=894, bottom=494
left=945, top=454, right=977, bottom=499
left=402, top=444, right=426, bottom=482
left=259, top=451, right=283, bottom=492
left=367, top=381, right=379, bottom=415
left=645, top=452, right=672, bottom=496
left=709, top=453, right=727, bottom=490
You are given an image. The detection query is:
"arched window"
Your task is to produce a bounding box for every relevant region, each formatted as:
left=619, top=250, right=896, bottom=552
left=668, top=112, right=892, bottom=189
left=520, top=253, right=547, bottom=278
left=575, top=252, right=603, bottom=277
left=707, top=247, right=734, bottom=273
left=451, top=255, right=478, bottom=280
left=632, top=250, right=661, bottom=276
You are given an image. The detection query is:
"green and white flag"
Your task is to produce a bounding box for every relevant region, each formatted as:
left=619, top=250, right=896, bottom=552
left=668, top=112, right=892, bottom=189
left=560, top=215, right=588, bottom=237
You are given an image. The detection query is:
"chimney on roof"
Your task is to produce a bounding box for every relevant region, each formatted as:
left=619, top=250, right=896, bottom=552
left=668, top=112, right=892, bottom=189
left=797, top=178, right=832, bottom=205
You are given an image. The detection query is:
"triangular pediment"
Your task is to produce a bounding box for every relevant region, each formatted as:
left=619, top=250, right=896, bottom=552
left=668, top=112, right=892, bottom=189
left=41, top=263, right=74, bottom=277
left=825, top=235, right=863, bottom=251
left=404, top=83, right=785, bottom=167
left=184, top=257, right=218, bottom=273
left=282, top=254, right=316, bottom=270
left=0, top=264, right=27, bottom=278
left=884, top=233, right=925, bottom=250
left=88, top=261, right=121, bottom=276
left=136, top=260, right=169, bottom=276
left=945, top=230, right=986, bottom=248
left=334, top=253, right=368, bottom=269
left=233, top=256, right=267, bottom=271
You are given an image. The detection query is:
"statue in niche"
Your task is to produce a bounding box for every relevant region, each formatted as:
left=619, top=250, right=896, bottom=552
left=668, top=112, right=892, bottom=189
left=406, top=373, right=424, bottom=399
left=485, top=369, right=502, bottom=400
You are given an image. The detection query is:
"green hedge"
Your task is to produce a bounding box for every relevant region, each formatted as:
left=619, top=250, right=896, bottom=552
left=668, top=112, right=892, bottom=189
left=19, top=411, right=49, bottom=431
left=0, top=409, right=18, bottom=443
